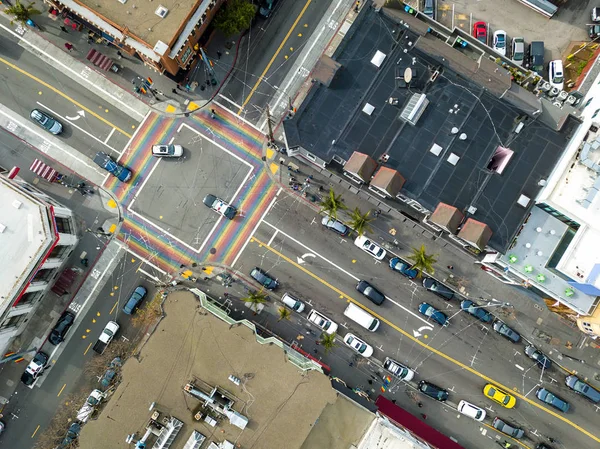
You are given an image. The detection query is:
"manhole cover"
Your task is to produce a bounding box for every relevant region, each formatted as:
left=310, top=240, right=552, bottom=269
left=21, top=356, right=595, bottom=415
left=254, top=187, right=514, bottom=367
left=210, top=248, right=216, bottom=254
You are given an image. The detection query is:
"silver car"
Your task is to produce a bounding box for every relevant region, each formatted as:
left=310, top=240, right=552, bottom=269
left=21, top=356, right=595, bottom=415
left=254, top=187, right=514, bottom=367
left=511, top=37, right=525, bottom=66
left=492, top=417, right=524, bottom=439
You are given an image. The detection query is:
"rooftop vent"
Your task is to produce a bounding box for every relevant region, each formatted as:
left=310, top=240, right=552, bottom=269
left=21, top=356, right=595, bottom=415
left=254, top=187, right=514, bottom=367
left=371, top=50, right=386, bottom=68
left=12, top=200, right=22, bottom=209
left=0, top=223, right=5, bottom=233
left=155, top=5, right=168, bottom=18
left=517, top=194, right=530, bottom=208
left=400, top=93, right=429, bottom=125
left=118, top=0, right=126, bottom=4
left=430, top=143, right=442, bottom=156
left=362, top=103, right=375, bottom=116
left=467, top=205, right=477, bottom=214
left=447, top=153, right=460, bottom=166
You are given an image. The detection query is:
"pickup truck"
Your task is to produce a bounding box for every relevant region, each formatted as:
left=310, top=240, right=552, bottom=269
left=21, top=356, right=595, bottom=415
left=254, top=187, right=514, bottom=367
left=93, top=151, right=132, bottom=182
left=93, top=321, right=119, bottom=354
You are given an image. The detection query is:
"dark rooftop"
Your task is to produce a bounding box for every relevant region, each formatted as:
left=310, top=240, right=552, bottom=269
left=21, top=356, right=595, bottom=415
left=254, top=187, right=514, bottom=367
left=284, top=6, right=580, bottom=253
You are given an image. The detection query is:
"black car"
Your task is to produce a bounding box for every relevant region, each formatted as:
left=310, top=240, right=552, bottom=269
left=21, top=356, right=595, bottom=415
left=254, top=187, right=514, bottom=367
left=59, top=422, right=81, bottom=448
left=528, top=41, right=544, bottom=73
left=422, top=278, right=454, bottom=300
left=250, top=267, right=278, bottom=290
left=356, top=280, right=385, bottom=305
left=492, top=320, right=520, bottom=343
left=49, top=311, right=76, bottom=345
left=524, top=345, right=552, bottom=370
left=460, top=300, right=493, bottom=323
left=589, top=24, right=600, bottom=39
left=20, top=351, right=49, bottom=386
left=418, top=380, right=448, bottom=401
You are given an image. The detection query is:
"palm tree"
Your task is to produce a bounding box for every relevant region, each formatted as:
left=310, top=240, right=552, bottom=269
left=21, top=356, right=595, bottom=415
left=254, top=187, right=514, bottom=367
left=243, top=290, right=267, bottom=312
left=348, top=207, right=373, bottom=236
left=319, top=188, right=347, bottom=221
left=277, top=307, right=291, bottom=321
left=5, top=1, right=41, bottom=25
left=319, top=332, right=336, bottom=353
left=407, top=244, right=437, bottom=277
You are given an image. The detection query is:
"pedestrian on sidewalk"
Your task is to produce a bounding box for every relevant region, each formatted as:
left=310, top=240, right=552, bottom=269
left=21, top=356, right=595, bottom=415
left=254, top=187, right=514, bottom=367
left=216, top=51, right=222, bottom=60
left=64, top=42, right=74, bottom=52
left=354, top=1, right=360, bottom=13
left=417, top=402, right=423, bottom=408
left=172, top=88, right=178, bottom=95
left=210, top=109, right=216, bottom=119
left=60, top=26, right=69, bottom=33
left=420, top=414, right=427, bottom=420
left=447, top=265, right=454, bottom=270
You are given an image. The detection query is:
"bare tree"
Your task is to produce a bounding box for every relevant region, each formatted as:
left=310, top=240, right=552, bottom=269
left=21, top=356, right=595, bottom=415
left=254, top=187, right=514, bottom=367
left=34, top=392, right=82, bottom=449
left=131, top=292, right=164, bottom=328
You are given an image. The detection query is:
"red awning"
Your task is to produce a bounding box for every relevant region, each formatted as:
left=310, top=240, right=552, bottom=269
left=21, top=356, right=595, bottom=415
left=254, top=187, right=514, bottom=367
left=30, top=159, right=59, bottom=182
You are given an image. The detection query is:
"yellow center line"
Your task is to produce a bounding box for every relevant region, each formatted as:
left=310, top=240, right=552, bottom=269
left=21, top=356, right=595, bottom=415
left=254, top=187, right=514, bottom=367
left=239, top=0, right=312, bottom=112
left=250, top=237, right=600, bottom=443
left=83, top=341, right=93, bottom=356
left=31, top=424, right=40, bottom=438
left=0, top=56, right=132, bottom=138
left=57, top=383, right=66, bottom=397
left=109, top=299, right=119, bottom=315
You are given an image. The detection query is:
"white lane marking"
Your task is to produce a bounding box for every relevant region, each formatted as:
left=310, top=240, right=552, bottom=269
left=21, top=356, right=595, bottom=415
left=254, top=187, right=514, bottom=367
left=267, top=229, right=279, bottom=246
left=213, top=100, right=263, bottom=133
left=118, top=110, right=151, bottom=159
left=217, top=94, right=243, bottom=111
left=138, top=268, right=162, bottom=282
left=515, top=364, right=525, bottom=371
left=37, top=102, right=118, bottom=154
left=262, top=220, right=430, bottom=325
left=104, top=127, right=116, bottom=144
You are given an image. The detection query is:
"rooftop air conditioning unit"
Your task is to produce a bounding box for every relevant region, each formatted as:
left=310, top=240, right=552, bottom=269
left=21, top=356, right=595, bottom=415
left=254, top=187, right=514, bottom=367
left=566, top=95, right=578, bottom=105
left=155, top=5, right=168, bottom=18
left=548, top=87, right=560, bottom=97
left=557, top=90, right=568, bottom=101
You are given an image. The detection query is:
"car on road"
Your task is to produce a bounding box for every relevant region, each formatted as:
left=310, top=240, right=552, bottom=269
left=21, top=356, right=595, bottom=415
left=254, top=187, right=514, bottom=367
left=472, top=21, right=487, bottom=44
left=418, top=380, right=448, bottom=401
left=492, top=30, right=507, bottom=56
left=258, top=0, right=278, bottom=18
left=383, top=357, right=415, bottom=382
left=321, top=216, right=350, bottom=236
left=457, top=400, right=486, bottom=421
left=152, top=144, right=183, bottom=157
left=460, top=300, right=493, bottom=323
left=528, top=41, right=544, bottom=74
left=418, top=302, right=448, bottom=326
left=59, top=422, right=81, bottom=448
left=422, top=278, right=454, bottom=300
left=343, top=333, right=373, bottom=357
left=307, top=309, right=338, bottom=334
left=123, top=286, right=147, bottom=315
left=49, top=311, right=76, bottom=345
left=354, top=235, right=386, bottom=260
left=511, top=37, right=525, bottom=66
left=565, top=375, right=600, bottom=403
left=524, top=344, right=552, bottom=370
left=536, top=388, right=570, bottom=412
left=389, top=257, right=417, bottom=279
left=492, top=417, right=524, bottom=439
left=20, top=351, right=49, bottom=386
left=483, top=383, right=516, bottom=408
left=492, top=320, right=520, bottom=343
left=93, top=151, right=132, bottom=182
left=30, top=109, right=63, bottom=135
left=250, top=267, right=278, bottom=290
left=203, top=194, right=237, bottom=220
left=548, top=60, right=564, bottom=90
left=535, top=444, right=554, bottom=449
left=356, top=280, right=385, bottom=305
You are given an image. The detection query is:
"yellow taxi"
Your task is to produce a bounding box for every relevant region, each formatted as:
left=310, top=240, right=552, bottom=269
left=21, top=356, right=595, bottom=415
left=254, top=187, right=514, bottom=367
left=483, top=383, right=516, bottom=408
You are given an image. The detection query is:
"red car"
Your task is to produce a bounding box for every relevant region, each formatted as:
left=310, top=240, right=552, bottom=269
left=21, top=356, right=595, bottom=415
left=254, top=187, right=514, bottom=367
left=473, top=21, right=487, bottom=44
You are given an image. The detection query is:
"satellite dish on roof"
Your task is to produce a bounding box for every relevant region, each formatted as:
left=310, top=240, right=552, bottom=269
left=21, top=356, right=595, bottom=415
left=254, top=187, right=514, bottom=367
left=451, top=127, right=459, bottom=134
left=459, top=133, right=467, bottom=140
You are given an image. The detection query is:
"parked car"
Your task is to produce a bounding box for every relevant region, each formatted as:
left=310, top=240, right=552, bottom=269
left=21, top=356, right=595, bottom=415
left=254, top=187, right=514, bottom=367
left=258, top=0, right=278, bottom=18
left=492, top=30, right=507, bottom=56
left=565, top=375, right=600, bottom=403
left=461, top=300, right=493, bottom=323
left=483, top=383, right=516, bottom=408
left=152, top=144, right=183, bottom=157
left=492, top=417, right=524, bottom=439
left=281, top=292, right=305, bottom=313
left=20, top=351, right=49, bottom=386
left=59, top=422, right=81, bottom=448
left=524, top=345, right=552, bottom=370
left=535, top=444, right=554, bottom=449
left=492, top=320, right=520, bottom=343
left=457, top=400, right=486, bottom=421
left=472, top=21, right=487, bottom=44
left=203, top=194, right=237, bottom=220
left=356, top=280, right=385, bottom=305
left=250, top=267, right=278, bottom=290
left=389, top=257, right=417, bottom=279
left=383, top=357, right=415, bottom=382
left=593, top=6, right=600, bottom=21
left=528, top=41, right=544, bottom=73
left=418, top=302, right=448, bottom=326
left=343, top=333, right=373, bottom=357
left=589, top=24, right=600, bottom=39
left=93, top=151, right=132, bottom=182
left=123, top=286, right=147, bottom=315
left=418, top=380, right=448, bottom=401
left=536, top=388, right=570, bottom=412
left=548, top=60, right=564, bottom=90
left=30, top=109, right=63, bottom=135
left=321, top=216, right=350, bottom=236
left=511, top=37, right=525, bottom=66
left=49, top=311, right=76, bottom=345
left=423, top=0, right=435, bottom=19
left=354, top=235, right=386, bottom=260
left=307, top=309, right=338, bottom=334
left=422, top=278, right=454, bottom=300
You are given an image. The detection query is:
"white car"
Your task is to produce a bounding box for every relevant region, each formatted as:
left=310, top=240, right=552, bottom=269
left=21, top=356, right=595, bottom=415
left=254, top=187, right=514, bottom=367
left=457, top=400, right=486, bottom=421
left=354, top=235, right=386, bottom=260
left=549, top=60, right=564, bottom=91
left=511, top=37, right=524, bottom=66
left=152, top=144, right=183, bottom=157
left=307, top=310, right=338, bottom=334
left=343, top=333, right=373, bottom=357
left=493, top=30, right=507, bottom=56
left=383, top=357, right=415, bottom=382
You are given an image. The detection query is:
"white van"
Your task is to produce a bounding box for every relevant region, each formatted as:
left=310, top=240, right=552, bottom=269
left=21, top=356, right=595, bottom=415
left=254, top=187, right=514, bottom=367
left=281, top=292, right=305, bottom=313
left=549, top=60, right=564, bottom=90
left=344, top=303, right=380, bottom=332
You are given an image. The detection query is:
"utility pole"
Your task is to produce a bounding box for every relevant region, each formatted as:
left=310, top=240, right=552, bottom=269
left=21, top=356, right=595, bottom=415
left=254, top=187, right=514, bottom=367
left=266, top=104, right=275, bottom=145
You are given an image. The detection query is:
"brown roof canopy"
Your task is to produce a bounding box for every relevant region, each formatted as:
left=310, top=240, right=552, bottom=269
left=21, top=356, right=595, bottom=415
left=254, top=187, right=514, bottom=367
left=458, top=218, right=493, bottom=250
left=429, top=203, right=464, bottom=234
left=313, top=55, right=342, bottom=87
left=344, top=152, right=378, bottom=183
left=370, top=167, right=405, bottom=197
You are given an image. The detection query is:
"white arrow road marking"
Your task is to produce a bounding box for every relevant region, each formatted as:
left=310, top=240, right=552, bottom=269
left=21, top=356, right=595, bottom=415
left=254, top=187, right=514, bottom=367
left=413, top=325, right=433, bottom=337
left=66, top=110, right=86, bottom=121
left=296, top=253, right=316, bottom=264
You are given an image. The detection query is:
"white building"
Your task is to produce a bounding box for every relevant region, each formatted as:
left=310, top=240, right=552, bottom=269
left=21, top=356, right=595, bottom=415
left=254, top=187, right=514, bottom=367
left=0, top=174, right=78, bottom=354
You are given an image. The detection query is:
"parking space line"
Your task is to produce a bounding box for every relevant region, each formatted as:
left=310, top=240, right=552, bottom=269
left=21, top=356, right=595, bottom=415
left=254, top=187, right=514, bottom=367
left=83, top=342, right=93, bottom=356
left=267, top=229, right=279, bottom=246
left=104, top=127, right=116, bottom=144
left=31, top=425, right=40, bottom=438
left=57, top=383, right=66, bottom=397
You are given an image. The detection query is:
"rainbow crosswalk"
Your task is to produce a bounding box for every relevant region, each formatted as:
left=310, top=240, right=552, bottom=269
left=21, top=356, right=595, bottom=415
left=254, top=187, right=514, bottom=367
left=103, top=108, right=277, bottom=273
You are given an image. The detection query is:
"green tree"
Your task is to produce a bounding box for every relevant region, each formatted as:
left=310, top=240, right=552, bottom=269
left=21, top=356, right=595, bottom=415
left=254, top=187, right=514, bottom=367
left=213, top=0, right=256, bottom=37
left=243, top=290, right=267, bottom=312
left=5, top=1, right=41, bottom=25
left=277, top=307, right=291, bottom=321
left=319, top=188, right=347, bottom=221
left=407, top=244, right=437, bottom=277
left=348, top=207, right=373, bottom=236
left=319, top=332, right=336, bottom=353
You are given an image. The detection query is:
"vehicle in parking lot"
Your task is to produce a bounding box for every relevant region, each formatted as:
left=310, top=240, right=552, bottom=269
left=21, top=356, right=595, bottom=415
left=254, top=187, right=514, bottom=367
left=528, top=41, right=544, bottom=73
left=418, top=380, right=448, bottom=401
left=423, top=0, right=435, bottom=19
left=493, top=30, right=507, bottom=56
left=203, top=194, right=237, bottom=220
left=321, top=216, right=350, bottom=236
left=49, top=311, right=76, bottom=345
left=461, top=300, right=493, bottom=323
left=418, top=302, right=447, bottom=326
left=354, top=235, right=386, bottom=260
left=123, top=286, right=147, bottom=315
left=259, top=0, right=278, bottom=18
left=152, top=144, right=183, bottom=157
left=281, top=292, right=305, bottom=313
left=593, top=7, right=600, bottom=22
left=383, top=357, right=415, bottom=382
left=30, top=109, right=63, bottom=135
left=524, top=344, right=552, bottom=370
left=472, top=21, right=487, bottom=44
left=356, top=280, right=385, bottom=305
left=389, top=257, right=417, bottom=279
left=589, top=24, right=600, bottom=39
left=492, top=320, right=520, bottom=343
left=93, top=151, right=132, bottom=182
left=20, top=351, right=49, bottom=386
left=492, top=417, right=524, bottom=439
left=307, top=309, right=338, bottom=334
left=511, top=37, right=525, bottom=66
left=565, top=375, right=600, bottom=403
left=422, top=278, right=454, bottom=300
left=457, top=400, right=486, bottom=421
left=250, top=267, right=278, bottom=290
left=536, top=388, right=569, bottom=412
left=548, top=60, right=564, bottom=90
left=343, top=333, right=373, bottom=357
left=483, top=383, right=516, bottom=408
